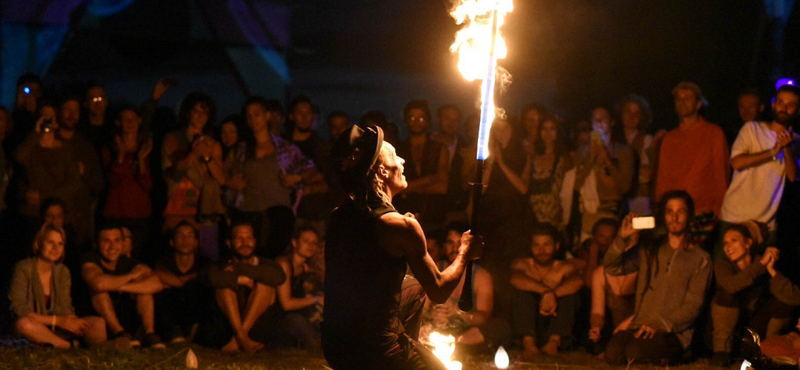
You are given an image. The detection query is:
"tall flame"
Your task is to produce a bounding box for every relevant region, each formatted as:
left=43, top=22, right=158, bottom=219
left=450, top=0, right=513, bottom=160
left=450, top=0, right=513, bottom=82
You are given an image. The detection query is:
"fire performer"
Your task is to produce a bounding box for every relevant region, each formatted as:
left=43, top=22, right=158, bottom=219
left=323, top=125, right=484, bottom=370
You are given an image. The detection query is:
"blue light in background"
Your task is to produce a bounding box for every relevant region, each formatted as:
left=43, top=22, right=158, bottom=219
left=776, top=78, right=796, bottom=90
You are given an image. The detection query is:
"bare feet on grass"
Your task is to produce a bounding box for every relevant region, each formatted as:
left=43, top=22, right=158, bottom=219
left=520, top=336, right=539, bottom=361
left=541, top=335, right=561, bottom=356
left=221, top=337, right=240, bottom=352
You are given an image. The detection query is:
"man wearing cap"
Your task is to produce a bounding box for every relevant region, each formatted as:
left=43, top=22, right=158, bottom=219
left=322, top=125, right=484, bottom=369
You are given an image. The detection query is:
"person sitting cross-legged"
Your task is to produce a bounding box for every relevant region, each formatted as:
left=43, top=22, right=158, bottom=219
left=154, top=221, right=213, bottom=343
left=81, top=223, right=165, bottom=348
left=199, top=221, right=286, bottom=353
left=10, top=224, right=107, bottom=348
left=511, top=222, right=583, bottom=358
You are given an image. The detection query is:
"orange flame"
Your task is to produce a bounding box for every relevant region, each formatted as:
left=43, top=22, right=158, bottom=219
left=450, top=0, right=513, bottom=82
left=423, top=331, right=462, bottom=370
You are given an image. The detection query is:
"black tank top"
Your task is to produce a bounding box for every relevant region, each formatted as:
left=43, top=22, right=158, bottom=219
left=322, top=199, right=406, bottom=347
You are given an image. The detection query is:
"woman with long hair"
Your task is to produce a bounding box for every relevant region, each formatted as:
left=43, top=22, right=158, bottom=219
left=9, top=224, right=107, bottom=348
left=529, top=114, right=572, bottom=227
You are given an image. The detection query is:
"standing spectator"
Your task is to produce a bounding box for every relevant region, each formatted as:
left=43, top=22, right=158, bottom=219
left=81, top=85, right=110, bottom=149
left=9, top=224, right=107, bottom=348
left=433, top=104, right=469, bottom=217
left=711, top=224, right=800, bottom=365
left=101, top=105, right=153, bottom=260
left=226, top=96, right=319, bottom=258
left=154, top=221, right=212, bottom=343
left=728, top=88, right=765, bottom=145
left=521, top=103, right=548, bottom=158
left=284, top=96, right=330, bottom=224
left=616, top=94, right=655, bottom=215
left=81, top=224, right=165, bottom=348
left=273, top=225, right=325, bottom=350
left=718, top=84, right=800, bottom=258
left=394, top=100, right=449, bottom=228
left=603, top=191, right=712, bottom=365
left=264, top=99, right=284, bottom=136
left=201, top=221, right=285, bottom=352
left=162, top=92, right=225, bottom=261
left=529, top=114, right=572, bottom=227
left=218, top=114, right=243, bottom=161
left=56, top=95, right=104, bottom=247
left=361, top=110, right=399, bottom=147
left=9, top=73, right=42, bottom=154
left=655, top=82, right=729, bottom=218
left=511, top=223, right=583, bottom=357
left=567, top=107, right=634, bottom=242
left=16, top=103, right=83, bottom=236
left=477, top=118, right=532, bottom=319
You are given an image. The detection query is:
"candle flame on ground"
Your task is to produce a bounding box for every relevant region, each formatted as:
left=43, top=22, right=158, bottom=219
left=494, top=345, right=509, bottom=368
left=424, top=331, right=462, bottom=370
left=449, top=0, right=514, bottom=160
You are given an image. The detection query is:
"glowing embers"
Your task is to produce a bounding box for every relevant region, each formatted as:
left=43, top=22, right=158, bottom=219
left=423, top=331, right=462, bottom=370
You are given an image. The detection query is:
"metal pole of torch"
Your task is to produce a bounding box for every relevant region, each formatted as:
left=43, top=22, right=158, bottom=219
left=459, top=8, right=500, bottom=312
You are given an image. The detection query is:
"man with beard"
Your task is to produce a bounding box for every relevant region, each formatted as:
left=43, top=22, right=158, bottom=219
left=283, top=95, right=329, bottom=222
left=603, top=190, right=712, bottom=365
left=717, top=84, right=800, bottom=258
left=510, top=222, right=583, bottom=357
left=203, top=221, right=285, bottom=352
left=394, top=100, right=449, bottom=228
left=323, top=125, right=483, bottom=369
left=420, top=221, right=509, bottom=354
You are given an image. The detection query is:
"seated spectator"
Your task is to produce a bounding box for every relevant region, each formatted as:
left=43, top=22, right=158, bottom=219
left=711, top=224, right=800, bottom=366
left=273, top=225, right=325, bottom=351
left=80, top=224, right=165, bottom=348
left=586, top=223, right=638, bottom=349
left=217, top=114, right=243, bottom=162
left=9, top=224, right=106, bottom=348
left=420, top=221, right=510, bottom=354
left=604, top=191, right=712, bottom=365
left=200, top=221, right=285, bottom=352
left=572, top=218, right=619, bottom=286
left=155, top=221, right=212, bottom=343
left=425, top=228, right=446, bottom=269
left=511, top=223, right=583, bottom=357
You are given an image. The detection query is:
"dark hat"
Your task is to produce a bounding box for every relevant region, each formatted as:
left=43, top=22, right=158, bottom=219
left=332, top=125, right=384, bottom=190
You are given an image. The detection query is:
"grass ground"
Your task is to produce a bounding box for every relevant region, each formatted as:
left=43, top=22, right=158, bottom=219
left=0, top=345, right=728, bottom=370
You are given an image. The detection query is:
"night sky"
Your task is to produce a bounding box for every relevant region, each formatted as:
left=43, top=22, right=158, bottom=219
left=42, top=0, right=796, bottom=137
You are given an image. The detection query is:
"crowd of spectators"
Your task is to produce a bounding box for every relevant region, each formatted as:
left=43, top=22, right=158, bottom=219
left=1, top=71, right=800, bottom=367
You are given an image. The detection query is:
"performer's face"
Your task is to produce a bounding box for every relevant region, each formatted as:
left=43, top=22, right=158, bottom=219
left=379, top=143, right=407, bottom=191
left=229, top=225, right=256, bottom=259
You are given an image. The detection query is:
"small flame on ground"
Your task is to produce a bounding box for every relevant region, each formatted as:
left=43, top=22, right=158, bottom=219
left=425, top=331, right=462, bottom=370
left=494, top=345, right=509, bottom=369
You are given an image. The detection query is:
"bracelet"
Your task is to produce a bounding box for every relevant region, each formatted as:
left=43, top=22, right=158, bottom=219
left=51, top=315, right=57, bottom=331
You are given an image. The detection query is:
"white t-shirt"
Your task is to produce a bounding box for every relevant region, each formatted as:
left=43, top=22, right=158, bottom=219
left=720, top=121, right=800, bottom=229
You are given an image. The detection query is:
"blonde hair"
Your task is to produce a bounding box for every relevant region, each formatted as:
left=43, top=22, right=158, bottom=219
left=32, top=223, right=66, bottom=262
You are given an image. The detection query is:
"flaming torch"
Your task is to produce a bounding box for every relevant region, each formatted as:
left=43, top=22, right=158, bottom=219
left=450, top=0, right=513, bottom=311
